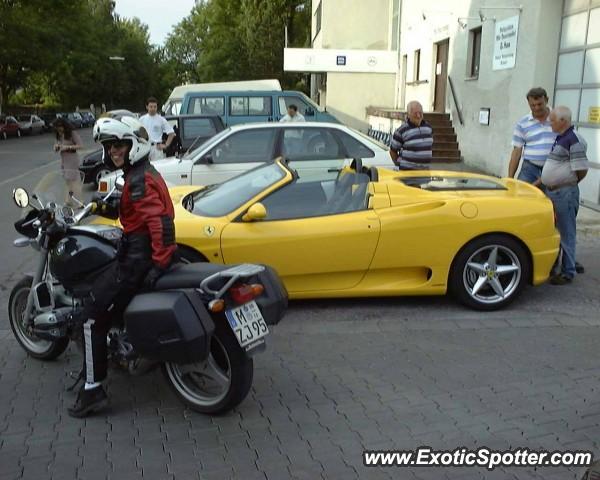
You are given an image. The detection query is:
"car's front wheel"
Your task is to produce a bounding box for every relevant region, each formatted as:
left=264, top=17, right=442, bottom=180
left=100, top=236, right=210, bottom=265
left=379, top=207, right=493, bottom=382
left=449, top=234, right=530, bottom=311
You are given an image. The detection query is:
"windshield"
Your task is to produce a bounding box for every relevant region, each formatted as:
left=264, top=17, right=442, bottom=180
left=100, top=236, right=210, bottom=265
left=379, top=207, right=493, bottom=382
left=16, top=115, right=29, bottom=122
left=184, top=127, right=231, bottom=158
left=298, top=92, right=325, bottom=113
left=188, top=163, right=287, bottom=217
left=27, top=170, right=84, bottom=210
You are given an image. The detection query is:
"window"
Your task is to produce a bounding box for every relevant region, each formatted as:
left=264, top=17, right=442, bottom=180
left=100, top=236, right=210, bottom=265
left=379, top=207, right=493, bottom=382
left=278, top=97, right=311, bottom=116
left=181, top=118, right=216, bottom=142
left=335, top=131, right=375, bottom=158
left=209, top=129, right=277, bottom=164
left=189, top=163, right=286, bottom=217
left=282, top=128, right=343, bottom=160
left=467, top=27, right=482, bottom=78
left=260, top=173, right=371, bottom=221
left=391, top=0, right=400, bottom=50
left=414, top=49, right=421, bottom=81
left=314, top=1, right=322, bottom=38
left=230, top=96, right=272, bottom=116
left=190, top=97, right=225, bottom=115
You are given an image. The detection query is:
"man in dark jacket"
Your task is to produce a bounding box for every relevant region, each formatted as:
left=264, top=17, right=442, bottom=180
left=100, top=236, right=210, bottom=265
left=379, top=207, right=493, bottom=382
left=68, top=116, right=177, bottom=418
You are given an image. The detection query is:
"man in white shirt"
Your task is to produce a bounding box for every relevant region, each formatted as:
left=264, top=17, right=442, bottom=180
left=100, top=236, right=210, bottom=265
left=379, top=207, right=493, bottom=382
left=279, top=104, right=305, bottom=123
left=139, top=97, right=175, bottom=160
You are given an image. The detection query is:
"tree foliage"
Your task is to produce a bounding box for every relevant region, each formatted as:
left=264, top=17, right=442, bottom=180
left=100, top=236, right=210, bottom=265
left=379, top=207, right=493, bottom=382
left=164, top=0, right=311, bottom=90
left=0, top=0, right=168, bottom=112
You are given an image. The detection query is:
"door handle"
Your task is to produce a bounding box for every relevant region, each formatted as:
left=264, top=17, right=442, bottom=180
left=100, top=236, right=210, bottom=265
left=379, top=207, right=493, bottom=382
left=328, top=168, right=341, bottom=172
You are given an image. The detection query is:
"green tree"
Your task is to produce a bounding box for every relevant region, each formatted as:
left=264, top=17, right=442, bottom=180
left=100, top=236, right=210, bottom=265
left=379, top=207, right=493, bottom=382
left=0, top=0, right=85, bottom=112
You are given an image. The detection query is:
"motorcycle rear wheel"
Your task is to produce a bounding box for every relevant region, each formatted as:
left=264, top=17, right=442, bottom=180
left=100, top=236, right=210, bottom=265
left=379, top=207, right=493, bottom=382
left=8, top=276, right=69, bottom=360
left=163, top=319, right=253, bottom=414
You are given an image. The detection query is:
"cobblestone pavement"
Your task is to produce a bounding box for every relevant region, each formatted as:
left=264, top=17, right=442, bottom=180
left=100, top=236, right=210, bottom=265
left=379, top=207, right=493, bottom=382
left=1, top=237, right=600, bottom=480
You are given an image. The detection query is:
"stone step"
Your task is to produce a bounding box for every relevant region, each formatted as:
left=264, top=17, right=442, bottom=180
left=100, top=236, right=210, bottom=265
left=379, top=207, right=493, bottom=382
left=433, top=149, right=461, bottom=158
left=433, top=133, right=457, bottom=142
left=423, top=112, right=450, bottom=121
left=431, top=156, right=462, bottom=163
left=432, top=127, right=455, bottom=135
left=432, top=141, right=459, bottom=150
left=427, top=119, right=453, bottom=128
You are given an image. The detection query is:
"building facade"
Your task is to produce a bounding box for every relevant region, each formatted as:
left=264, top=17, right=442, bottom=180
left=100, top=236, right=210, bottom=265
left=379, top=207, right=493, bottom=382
left=293, top=0, right=600, bottom=209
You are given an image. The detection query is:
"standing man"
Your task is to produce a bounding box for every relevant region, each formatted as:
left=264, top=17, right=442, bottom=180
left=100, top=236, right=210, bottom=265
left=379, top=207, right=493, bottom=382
left=389, top=100, right=433, bottom=170
left=139, top=97, right=175, bottom=161
left=508, top=87, right=556, bottom=186
left=541, top=106, right=589, bottom=285
left=279, top=104, right=305, bottom=123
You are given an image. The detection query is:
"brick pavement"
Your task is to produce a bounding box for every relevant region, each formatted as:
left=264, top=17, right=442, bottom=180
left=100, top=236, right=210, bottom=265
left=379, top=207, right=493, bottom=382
left=2, top=302, right=600, bottom=480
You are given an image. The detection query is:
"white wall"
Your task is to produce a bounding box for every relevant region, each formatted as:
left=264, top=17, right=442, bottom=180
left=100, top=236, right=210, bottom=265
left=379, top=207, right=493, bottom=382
left=399, top=0, right=563, bottom=176
left=326, top=73, right=396, bottom=131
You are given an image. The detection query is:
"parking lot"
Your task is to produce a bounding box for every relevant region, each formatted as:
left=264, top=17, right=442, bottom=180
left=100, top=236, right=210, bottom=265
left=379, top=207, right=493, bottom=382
left=1, top=132, right=600, bottom=479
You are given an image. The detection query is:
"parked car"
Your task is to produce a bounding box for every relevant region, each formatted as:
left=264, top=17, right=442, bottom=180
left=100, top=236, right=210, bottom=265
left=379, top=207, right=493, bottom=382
left=39, top=113, right=63, bottom=132
left=16, top=114, right=45, bottom=135
left=0, top=115, right=21, bottom=139
left=98, top=122, right=394, bottom=193
left=82, top=114, right=225, bottom=188
left=80, top=111, right=95, bottom=127
left=66, top=112, right=83, bottom=129
left=160, top=159, right=560, bottom=311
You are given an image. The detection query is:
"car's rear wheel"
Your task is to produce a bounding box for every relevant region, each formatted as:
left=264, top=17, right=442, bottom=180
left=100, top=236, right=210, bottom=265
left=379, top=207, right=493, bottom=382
left=449, top=234, right=530, bottom=311
left=16, top=129, right=21, bottom=138
left=1, top=131, right=6, bottom=140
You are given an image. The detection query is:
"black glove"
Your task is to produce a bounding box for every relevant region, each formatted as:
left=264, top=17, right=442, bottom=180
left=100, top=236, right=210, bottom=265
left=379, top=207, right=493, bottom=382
left=142, top=265, right=166, bottom=290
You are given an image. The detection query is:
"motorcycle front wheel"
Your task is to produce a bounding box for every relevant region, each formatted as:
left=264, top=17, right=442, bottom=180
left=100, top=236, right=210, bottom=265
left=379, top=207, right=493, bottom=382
left=8, top=276, right=69, bottom=360
left=163, top=319, right=253, bottom=414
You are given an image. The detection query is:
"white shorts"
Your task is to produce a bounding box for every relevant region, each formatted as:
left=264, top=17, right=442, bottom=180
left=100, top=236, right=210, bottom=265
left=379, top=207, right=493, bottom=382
left=149, top=145, right=166, bottom=161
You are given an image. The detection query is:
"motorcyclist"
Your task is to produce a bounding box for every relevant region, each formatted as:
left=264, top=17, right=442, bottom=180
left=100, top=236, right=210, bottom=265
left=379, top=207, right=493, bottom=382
left=68, top=116, right=177, bottom=418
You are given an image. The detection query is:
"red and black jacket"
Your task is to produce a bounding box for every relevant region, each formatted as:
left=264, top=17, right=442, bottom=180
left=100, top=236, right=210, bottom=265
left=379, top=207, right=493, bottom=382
left=117, top=160, right=176, bottom=269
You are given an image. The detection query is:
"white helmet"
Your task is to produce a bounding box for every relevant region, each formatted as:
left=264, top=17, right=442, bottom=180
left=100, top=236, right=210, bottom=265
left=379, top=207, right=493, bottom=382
left=93, top=116, right=150, bottom=166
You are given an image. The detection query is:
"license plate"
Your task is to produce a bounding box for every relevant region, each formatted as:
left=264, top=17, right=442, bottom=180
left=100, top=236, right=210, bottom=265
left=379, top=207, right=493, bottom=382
left=225, top=300, right=269, bottom=349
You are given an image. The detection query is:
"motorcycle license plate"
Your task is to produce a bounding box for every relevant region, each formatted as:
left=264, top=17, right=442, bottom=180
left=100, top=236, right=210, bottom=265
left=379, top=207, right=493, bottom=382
left=225, top=301, right=269, bottom=349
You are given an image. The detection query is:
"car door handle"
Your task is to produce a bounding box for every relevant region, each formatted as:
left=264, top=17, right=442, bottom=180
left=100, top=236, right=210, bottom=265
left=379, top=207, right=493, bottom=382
left=328, top=168, right=341, bottom=172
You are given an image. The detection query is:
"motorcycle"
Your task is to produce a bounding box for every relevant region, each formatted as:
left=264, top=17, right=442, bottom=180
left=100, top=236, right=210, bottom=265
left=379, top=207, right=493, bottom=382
left=8, top=171, right=287, bottom=413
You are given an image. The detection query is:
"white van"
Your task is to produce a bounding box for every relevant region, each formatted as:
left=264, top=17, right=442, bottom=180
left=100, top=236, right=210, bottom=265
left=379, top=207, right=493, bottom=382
left=162, top=79, right=282, bottom=116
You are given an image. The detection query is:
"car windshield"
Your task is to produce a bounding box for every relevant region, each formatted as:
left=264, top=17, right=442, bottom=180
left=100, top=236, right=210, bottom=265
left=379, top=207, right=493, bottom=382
left=184, top=127, right=231, bottom=158
left=16, top=115, right=30, bottom=122
left=187, top=162, right=287, bottom=217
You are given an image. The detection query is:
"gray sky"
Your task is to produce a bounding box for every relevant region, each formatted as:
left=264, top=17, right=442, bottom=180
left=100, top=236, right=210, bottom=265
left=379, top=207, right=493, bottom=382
left=114, top=0, right=198, bottom=46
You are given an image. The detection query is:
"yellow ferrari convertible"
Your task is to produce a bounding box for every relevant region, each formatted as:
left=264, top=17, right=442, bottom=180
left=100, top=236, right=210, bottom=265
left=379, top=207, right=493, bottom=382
left=163, top=158, right=559, bottom=310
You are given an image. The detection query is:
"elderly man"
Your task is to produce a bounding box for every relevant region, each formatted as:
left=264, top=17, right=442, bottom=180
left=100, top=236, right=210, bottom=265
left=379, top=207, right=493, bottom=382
left=389, top=100, right=433, bottom=170
left=541, top=106, right=589, bottom=285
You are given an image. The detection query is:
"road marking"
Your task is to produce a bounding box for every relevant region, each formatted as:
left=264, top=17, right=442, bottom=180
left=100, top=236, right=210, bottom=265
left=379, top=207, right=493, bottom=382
left=0, top=160, right=60, bottom=187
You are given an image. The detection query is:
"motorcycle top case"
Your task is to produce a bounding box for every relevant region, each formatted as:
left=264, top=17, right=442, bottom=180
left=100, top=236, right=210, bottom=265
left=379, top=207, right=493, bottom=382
left=252, top=265, right=288, bottom=326
left=124, top=289, right=215, bottom=364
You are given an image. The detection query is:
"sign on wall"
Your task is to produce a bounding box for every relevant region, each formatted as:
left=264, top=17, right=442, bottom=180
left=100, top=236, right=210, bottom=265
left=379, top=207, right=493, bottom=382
left=284, top=48, right=397, bottom=73
left=588, top=107, right=600, bottom=124
left=493, top=15, right=520, bottom=70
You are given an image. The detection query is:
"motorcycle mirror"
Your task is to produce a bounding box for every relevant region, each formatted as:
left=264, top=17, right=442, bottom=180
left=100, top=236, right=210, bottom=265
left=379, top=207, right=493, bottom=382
left=12, top=188, right=29, bottom=208
left=115, top=176, right=125, bottom=192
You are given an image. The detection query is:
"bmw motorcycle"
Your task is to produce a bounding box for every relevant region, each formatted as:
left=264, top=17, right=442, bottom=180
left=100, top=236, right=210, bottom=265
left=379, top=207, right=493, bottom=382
left=8, top=171, right=287, bottom=413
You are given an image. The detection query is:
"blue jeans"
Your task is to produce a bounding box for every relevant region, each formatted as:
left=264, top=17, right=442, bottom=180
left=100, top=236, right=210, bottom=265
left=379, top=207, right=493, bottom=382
left=547, top=185, right=580, bottom=278
left=518, top=160, right=543, bottom=184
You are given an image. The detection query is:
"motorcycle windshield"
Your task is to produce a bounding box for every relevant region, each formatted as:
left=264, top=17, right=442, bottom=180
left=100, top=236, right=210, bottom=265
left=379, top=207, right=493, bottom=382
left=27, top=170, right=84, bottom=210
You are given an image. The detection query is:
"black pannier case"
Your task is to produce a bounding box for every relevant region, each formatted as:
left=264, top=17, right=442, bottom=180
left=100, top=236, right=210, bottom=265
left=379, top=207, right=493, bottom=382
left=124, top=290, right=215, bottom=363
